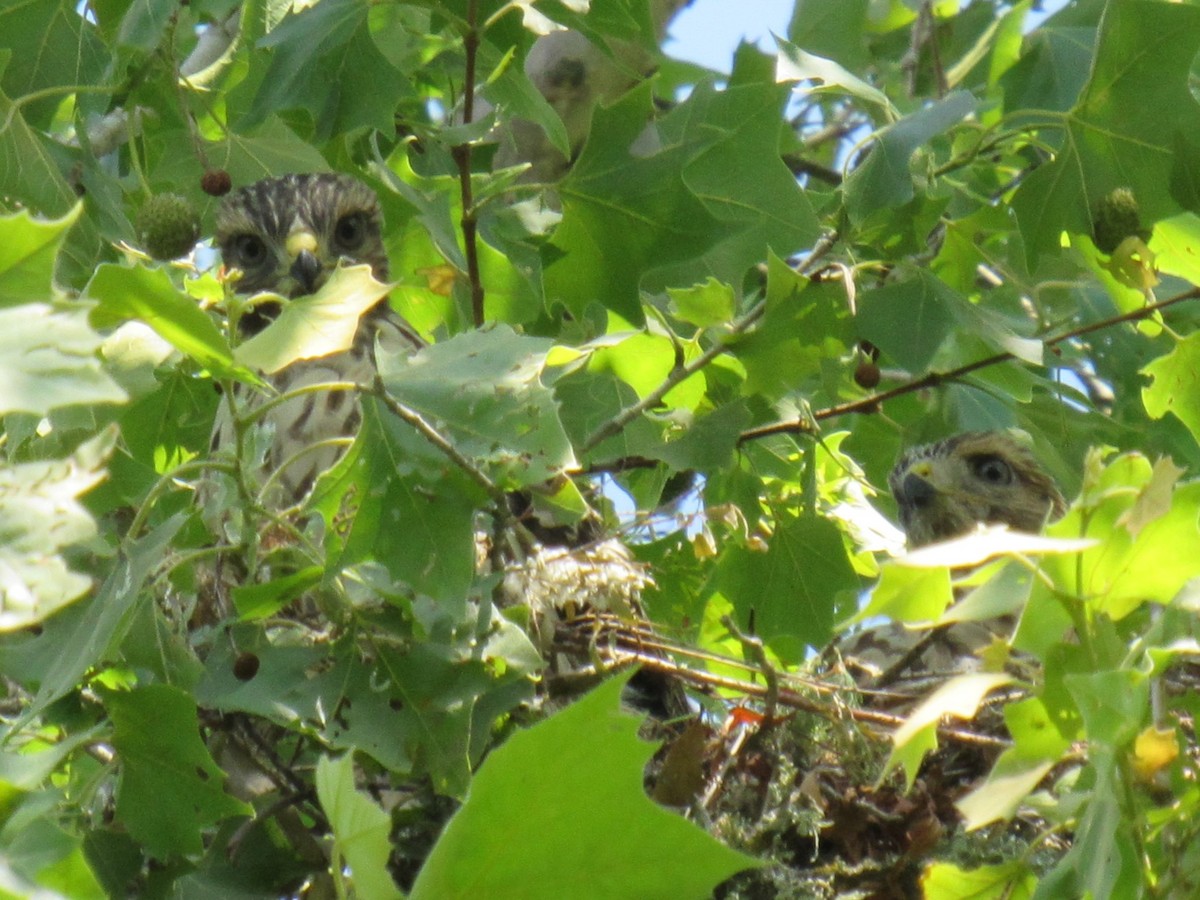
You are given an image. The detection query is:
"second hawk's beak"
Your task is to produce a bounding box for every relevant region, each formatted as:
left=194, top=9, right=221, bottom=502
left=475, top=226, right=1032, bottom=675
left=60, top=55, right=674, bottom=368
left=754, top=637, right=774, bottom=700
left=899, top=461, right=938, bottom=509
left=286, top=230, right=323, bottom=294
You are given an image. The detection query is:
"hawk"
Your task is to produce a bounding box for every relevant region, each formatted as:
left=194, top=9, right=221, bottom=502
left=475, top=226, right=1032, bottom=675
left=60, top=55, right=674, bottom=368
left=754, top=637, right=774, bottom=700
left=837, top=430, right=1068, bottom=692
left=210, top=173, right=422, bottom=507
left=889, top=430, right=1067, bottom=548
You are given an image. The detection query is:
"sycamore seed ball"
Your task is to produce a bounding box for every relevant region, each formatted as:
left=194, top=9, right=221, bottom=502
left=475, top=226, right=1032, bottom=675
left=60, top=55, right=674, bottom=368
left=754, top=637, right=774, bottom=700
left=136, top=193, right=201, bottom=260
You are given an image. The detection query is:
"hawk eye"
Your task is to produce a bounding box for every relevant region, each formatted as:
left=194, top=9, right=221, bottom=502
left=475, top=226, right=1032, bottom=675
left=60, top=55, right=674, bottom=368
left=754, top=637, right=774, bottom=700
left=970, top=455, right=1013, bottom=486
left=229, top=233, right=268, bottom=268
left=333, top=213, right=367, bottom=251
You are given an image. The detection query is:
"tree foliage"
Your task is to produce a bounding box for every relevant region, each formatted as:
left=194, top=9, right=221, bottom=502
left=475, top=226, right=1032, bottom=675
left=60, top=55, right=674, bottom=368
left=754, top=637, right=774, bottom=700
left=2, top=0, right=1200, bottom=897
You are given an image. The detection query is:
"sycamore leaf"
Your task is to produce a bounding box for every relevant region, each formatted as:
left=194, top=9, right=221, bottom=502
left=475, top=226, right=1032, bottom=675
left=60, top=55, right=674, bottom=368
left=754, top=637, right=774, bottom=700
left=883, top=672, right=1013, bottom=789
left=0, top=204, right=81, bottom=306
left=0, top=429, right=114, bottom=630
left=86, top=263, right=246, bottom=382
left=376, top=325, right=576, bottom=486
left=0, top=304, right=127, bottom=414
left=102, top=683, right=251, bottom=858
left=922, top=861, right=1036, bottom=900
left=1011, top=0, right=1200, bottom=263
left=956, top=756, right=1055, bottom=830
left=410, top=674, right=758, bottom=899
left=316, top=754, right=403, bottom=900
left=234, top=265, right=391, bottom=375
left=1142, top=332, right=1200, bottom=446
left=845, top=561, right=953, bottom=627
left=842, top=91, right=976, bottom=222
left=900, top=525, right=1096, bottom=570
left=775, top=38, right=894, bottom=117
left=718, top=513, right=860, bottom=661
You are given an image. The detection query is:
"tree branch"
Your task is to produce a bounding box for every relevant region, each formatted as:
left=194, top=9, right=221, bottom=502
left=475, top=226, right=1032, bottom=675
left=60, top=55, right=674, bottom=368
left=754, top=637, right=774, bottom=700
left=738, top=285, right=1200, bottom=444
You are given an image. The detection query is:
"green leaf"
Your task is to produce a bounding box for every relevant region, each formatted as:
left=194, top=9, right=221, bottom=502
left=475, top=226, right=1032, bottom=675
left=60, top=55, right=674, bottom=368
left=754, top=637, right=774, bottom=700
left=884, top=672, right=1014, bottom=789
left=231, top=566, right=323, bottom=620
left=922, top=861, right=1036, bottom=900
left=377, top=325, right=576, bottom=486
left=1044, top=457, right=1200, bottom=618
left=843, top=91, right=977, bottom=223
left=0, top=1, right=106, bottom=128
left=315, top=754, right=403, bottom=900
left=787, top=0, right=869, bottom=70
left=544, top=81, right=722, bottom=324
left=233, top=265, right=390, bottom=374
left=848, top=560, right=953, bottom=626
left=857, top=269, right=1041, bottom=374
left=86, top=263, right=245, bottom=381
left=667, top=278, right=735, bottom=329
left=102, top=683, right=252, bottom=858
left=410, top=674, right=758, bottom=900
left=0, top=204, right=82, bottom=306
left=1143, top=331, right=1200, bottom=445
left=13, top=515, right=181, bottom=718
left=312, top=400, right=480, bottom=603
left=0, top=304, right=127, bottom=414
left=775, top=38, right=894, bottom=117
left=240, top=0, right=412, bottom=138
left=717, top=513, right=860, bottom=661
left=0, top=430, right=114, bottom=630
left=480, top=46, right=570, bottom=159
left=0, top=58, right=80, bottom=220
left=1011, top=0, right=1200, bottom=263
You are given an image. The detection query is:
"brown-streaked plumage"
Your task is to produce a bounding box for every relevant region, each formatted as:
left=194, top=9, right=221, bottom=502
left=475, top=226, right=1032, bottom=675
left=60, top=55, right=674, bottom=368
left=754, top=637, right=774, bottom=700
left=889, top=430, right=1067, bottom=548
left=835, top=431, right=1067, bottom=695
left=210, top=173, right=422, bottom=506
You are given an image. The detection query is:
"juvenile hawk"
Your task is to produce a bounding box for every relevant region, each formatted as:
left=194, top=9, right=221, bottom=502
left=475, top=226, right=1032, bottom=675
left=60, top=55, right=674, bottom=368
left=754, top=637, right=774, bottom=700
left=210, top=173, right=422, bottom=506
left=838, top=430, right=1068, bottom=692
left=889, top=430, right=1067, bottom=548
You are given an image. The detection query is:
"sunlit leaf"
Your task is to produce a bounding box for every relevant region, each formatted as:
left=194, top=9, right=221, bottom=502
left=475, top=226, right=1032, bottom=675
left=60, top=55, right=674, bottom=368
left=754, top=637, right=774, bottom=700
left=315, top=754, right=403, bottom=900
left=0, top=429, right=114, bottom=630
left=0, top=304, right=126, bottom=414
left=0, top=204, right=81, bottom=306
left=234, top=265, right=391, bottom=375
left=883, top=672, right=1013, bottom=788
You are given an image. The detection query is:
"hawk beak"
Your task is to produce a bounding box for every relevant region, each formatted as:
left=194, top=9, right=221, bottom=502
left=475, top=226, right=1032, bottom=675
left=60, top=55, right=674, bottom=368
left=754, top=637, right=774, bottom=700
left=286, top=229, right=323, bottom=294
left=900, top=462, right=938, bottom=509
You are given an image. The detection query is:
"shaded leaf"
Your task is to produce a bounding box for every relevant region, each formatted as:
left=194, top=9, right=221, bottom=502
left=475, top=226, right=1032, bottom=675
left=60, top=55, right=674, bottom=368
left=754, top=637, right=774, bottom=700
left=410, top=674, right=758, bottom=899
left=718, top=513, right=860, bottom=661
left=377, top=325, right=576, bottom=486
left=86, top=263, right=245, bottom=381
left=102, top=683, right=251, bottom=858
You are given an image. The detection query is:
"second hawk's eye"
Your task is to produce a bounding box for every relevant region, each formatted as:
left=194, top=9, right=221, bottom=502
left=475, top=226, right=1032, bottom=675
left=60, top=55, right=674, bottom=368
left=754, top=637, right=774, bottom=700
left=333, top=213, right=367, bottom=252
left=970, top=454, right=1013, bottom=486
left=228, top=233, right=268, bottom=268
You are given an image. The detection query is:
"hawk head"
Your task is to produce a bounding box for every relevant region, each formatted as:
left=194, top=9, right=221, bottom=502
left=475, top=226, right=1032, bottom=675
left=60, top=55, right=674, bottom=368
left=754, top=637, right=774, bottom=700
left=215, top=173, right=388, bottom=328
left=889, top=430, right=1066, bottom=548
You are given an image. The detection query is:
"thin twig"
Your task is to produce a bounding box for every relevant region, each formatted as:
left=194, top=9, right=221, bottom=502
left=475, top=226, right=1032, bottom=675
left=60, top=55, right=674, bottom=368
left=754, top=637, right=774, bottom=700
left=367, top=377, right=503, bottom=502
left=738, top=285, right=1200, bottom=445
left=454, top=0, right=486, bottom=327
left=583, top=301, right=767, bottom=453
